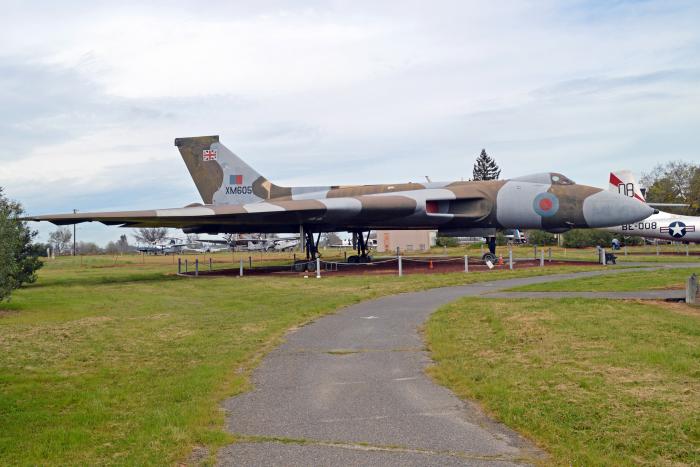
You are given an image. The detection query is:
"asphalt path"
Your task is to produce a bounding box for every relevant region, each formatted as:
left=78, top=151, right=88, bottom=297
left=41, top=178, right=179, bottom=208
left=217, top=264, right=699, bottom=466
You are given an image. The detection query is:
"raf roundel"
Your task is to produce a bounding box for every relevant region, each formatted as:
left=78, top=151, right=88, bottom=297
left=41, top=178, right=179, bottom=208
left=533, top=192, right=559, bottom=217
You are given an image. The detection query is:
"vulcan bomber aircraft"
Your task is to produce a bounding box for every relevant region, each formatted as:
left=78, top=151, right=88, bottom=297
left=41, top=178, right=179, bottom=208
left=28, top=135, right=655, bottom=263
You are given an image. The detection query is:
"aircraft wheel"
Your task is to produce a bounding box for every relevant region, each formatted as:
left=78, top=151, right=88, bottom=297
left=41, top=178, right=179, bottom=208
left=482, top=252, right=497, bottom=263
left=347, top=255, right=359, bottom=263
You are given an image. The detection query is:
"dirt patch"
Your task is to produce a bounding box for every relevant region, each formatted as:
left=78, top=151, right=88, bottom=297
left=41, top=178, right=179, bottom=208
left=0, top=309, right=19, bottom=318
left=643, top=300, right=700, bottom=318
left=183, top=444, right=209, bottom=466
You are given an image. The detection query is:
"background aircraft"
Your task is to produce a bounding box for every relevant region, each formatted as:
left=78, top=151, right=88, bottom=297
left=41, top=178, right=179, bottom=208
left=136, top=238, right=193, bottom=255
left=605, top=170, right=699, bottom=243
left=198, top=234, right=300, bottom=252
left=28, top=135, right=654, bottom=263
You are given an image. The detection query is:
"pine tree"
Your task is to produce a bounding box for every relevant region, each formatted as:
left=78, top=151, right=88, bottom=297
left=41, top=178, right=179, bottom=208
left=472, top=149, right=501, bottom=181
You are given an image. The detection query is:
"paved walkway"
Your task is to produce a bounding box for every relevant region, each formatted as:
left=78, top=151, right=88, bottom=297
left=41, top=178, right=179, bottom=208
left=217, top=265, right=699, bottom=466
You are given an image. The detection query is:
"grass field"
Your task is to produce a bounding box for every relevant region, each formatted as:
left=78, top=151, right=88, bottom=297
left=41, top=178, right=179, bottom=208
left=0, top=255, right=603, bottom=465
left=426, top=298, right=700, bottom=466
left=509, top=267, right=700, bottom=292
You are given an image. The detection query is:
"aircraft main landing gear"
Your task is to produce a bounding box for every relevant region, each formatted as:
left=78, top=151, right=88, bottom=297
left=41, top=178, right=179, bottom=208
left=347, top=230, right=372, bottom=263
left=293, top=228, right=321, bottom=272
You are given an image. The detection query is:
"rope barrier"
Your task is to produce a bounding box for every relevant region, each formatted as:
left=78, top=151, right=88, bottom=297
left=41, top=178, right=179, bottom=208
left=402, top=257, right=463, bottom=263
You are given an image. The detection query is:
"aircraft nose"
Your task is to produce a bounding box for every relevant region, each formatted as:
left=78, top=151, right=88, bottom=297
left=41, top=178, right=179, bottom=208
left=582, top=190, right=655, bottom=228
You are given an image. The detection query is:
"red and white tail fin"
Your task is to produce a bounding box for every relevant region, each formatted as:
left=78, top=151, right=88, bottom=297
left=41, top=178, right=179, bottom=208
left=609, top=170, right=646, bottom=203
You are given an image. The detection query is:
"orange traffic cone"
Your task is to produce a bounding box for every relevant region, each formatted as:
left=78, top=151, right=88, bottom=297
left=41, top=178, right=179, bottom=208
left=497, top=255, right=504, bottom=266
left=429, top=260, right=434, bottom=269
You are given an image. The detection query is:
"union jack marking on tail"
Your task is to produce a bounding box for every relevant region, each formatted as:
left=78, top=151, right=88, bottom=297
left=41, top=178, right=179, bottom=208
left=202, top=149, right=218, bottom=161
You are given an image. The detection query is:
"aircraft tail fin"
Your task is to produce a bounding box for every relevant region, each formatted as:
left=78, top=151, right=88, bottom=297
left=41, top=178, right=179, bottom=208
left=174, top=135, right=290, bottom=205
left=608, top=170, right=646, bottom=203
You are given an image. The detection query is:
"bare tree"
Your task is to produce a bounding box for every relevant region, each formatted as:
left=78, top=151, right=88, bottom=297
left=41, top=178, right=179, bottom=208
left=320, top=232, right=342, bottom=247
left=117, top=234, right=129, bottom=253
left=75, top=241, right=101, bottom=255
left=48, top=227, right=73, bottom=255
left=105, top=241, right=120, bottom=255
left=133, top=227, right=169, bottom=244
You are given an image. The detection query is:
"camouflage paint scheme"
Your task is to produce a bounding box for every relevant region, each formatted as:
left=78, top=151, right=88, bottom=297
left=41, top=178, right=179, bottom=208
left=28, top=135, right=654, bottom=234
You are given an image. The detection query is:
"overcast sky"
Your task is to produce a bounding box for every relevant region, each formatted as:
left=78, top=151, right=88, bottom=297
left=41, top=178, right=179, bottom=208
left=2, top=0, right=699, bottom=244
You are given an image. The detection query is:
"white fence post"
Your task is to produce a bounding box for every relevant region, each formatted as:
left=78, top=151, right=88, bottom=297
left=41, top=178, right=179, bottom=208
left=686, top=274, right=697, bottom=304
left=508, top=249, right=513, bottom=270
left=239, top=258, right=243, bottom=277
left=540, top=250, right=544, bottom=267
left=316, top=257, right=321, bottom=279
left=398, top=255, right=403, bottom=277
left=464, top=255, right=468, bottom=272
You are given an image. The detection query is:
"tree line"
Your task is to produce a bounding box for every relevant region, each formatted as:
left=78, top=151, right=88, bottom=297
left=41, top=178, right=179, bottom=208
left=43, top=227, right=173, bottom=256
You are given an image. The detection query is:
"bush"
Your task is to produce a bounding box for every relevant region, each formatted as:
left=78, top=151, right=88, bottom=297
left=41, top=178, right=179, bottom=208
left=496, top=232, right=508, bottom=246
left=0, top=188, right=43, bottom=301
left=563, top=230, right=615, bottom=248
left=435, top=235, right=459, bottom=247
left=528, top=230, right=557, bottom=246
left=621, top=235, right=644, bottom=246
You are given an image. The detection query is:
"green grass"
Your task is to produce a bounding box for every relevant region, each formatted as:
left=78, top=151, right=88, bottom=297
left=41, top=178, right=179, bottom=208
left=426, top=298, right=700, bottom=466
left=509, top=267, right=700, bottom=292
left=0, top=256, right=602, bottom=465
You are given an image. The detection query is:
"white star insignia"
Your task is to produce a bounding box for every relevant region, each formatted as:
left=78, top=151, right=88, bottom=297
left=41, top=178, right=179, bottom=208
left=670, top=223, right=685, bottom=236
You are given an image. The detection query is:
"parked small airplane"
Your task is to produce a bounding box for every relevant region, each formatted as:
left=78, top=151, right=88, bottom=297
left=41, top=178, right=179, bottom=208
left=27, top=135, right=655, bottom=263
left=136, top=238, right=192, bottom=255
left=604, top=170, right=700, bottom=243
left=200, top=235, right=300, bottom=252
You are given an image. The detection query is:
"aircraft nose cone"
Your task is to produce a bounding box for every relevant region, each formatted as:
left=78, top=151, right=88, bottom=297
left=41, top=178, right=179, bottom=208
left=583, top=190, right=655, bottom=228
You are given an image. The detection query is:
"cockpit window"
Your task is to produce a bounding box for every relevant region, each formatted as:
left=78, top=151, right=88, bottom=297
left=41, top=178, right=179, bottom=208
left=550, top=173, right=575, bottom=185
left=512, top=173, right=575, bottom=185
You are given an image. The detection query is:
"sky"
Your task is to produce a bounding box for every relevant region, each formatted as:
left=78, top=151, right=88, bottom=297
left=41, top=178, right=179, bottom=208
left=1, top=0, right=699, bottom=245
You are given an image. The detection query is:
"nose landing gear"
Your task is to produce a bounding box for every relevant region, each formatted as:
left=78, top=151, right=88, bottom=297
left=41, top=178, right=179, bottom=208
left=482, top=235, right=497, bottom=263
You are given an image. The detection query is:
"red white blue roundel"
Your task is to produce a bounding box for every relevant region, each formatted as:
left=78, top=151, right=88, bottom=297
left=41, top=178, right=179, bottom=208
left=533, top=192, right=559, bottom=217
